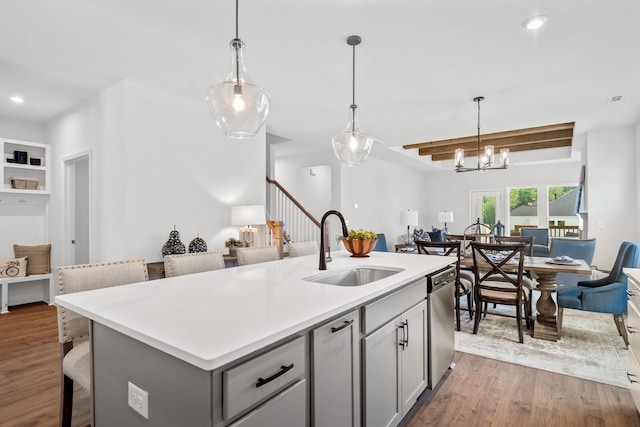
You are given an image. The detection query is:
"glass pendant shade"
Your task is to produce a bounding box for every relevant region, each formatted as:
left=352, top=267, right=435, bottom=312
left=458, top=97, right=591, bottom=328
left=332, top=108, right=374, bottom=166
left=206, top=39, right=270, bottom=139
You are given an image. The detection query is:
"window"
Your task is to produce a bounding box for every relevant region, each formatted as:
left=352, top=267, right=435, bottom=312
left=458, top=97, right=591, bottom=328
left=548, top=186, right=579, bottom=237
left=508, top=187, right=538, bottom=236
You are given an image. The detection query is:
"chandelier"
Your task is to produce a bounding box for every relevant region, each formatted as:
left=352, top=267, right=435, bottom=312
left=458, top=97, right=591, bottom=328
left=455, top=96, right=509, bottom=172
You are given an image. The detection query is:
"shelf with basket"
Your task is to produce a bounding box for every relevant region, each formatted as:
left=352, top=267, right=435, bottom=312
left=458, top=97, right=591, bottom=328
left=2, top=138, right=50, bottom=195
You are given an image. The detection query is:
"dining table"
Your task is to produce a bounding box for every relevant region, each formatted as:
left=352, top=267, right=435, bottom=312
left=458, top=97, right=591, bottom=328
left=459, top=255, right=592, bottom=341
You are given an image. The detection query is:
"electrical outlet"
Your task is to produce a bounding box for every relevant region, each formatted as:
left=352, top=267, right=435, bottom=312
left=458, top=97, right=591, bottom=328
left=128, top=381, right=149, bottom=419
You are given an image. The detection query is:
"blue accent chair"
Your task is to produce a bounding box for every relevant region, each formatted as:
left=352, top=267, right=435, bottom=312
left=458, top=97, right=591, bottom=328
left=549, top=238, right=596, bottom=287
left=557, top=241, right=640, bottom=345
left=373, top=233, right=388, bottom=252
left=520, top=228, right=550, bottom=257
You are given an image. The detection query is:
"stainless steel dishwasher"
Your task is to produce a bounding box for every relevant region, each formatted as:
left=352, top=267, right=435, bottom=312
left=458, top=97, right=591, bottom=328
left=426, top=265, right=456, bottom=389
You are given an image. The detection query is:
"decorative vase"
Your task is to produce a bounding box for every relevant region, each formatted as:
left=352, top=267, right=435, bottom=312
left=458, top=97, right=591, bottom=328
left=188, top=235, right=208, bottom=253
left=228, top=246, right=237, bottom=257
left=341, top=238, right=378, bottom=257
left=162, top=228, right=186, bottom=256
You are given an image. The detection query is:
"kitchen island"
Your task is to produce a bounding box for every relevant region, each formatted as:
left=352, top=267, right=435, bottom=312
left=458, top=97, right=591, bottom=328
left=56, top=250, right=453, bottom=427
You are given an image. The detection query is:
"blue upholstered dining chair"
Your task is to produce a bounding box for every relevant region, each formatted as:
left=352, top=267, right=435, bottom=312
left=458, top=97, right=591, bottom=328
left=520, top=228, right=550, bottom=257
left=373, top=233, right=388, bottom=252
left=549, top=238, right=596, bottom=287
left=557, top=241, right=640, bottom=345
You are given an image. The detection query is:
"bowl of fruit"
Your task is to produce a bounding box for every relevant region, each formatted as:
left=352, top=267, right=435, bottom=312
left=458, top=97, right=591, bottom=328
left=341, top=229, right=378, bottom=257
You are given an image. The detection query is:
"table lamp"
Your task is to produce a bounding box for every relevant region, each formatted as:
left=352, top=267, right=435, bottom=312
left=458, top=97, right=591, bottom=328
left=438, top=211, right=453, bottom=234
left=400, top=210, right=419, bottom=244
left=231, top=205, right=265, bottom=247
left=438, top=211, right=454, bottom=234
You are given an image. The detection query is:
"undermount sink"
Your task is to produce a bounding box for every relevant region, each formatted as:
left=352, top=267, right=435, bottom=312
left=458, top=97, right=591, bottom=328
left=304, top=266, right=404, bottom=287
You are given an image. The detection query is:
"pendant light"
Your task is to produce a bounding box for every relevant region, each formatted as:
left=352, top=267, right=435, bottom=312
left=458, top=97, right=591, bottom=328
left=454, top=96, right=509, bottom=172
left=205, top=0, right=270, bottom=139
left=331, top=35, right=376, bottom=166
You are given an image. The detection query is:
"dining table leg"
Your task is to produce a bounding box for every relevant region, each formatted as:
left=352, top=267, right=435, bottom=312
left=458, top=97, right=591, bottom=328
left=533, top=271, right=559, bottom=341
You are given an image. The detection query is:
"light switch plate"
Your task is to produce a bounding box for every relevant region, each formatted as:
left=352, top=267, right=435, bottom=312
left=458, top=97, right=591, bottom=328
left=128, top=381, right=149, bottom=419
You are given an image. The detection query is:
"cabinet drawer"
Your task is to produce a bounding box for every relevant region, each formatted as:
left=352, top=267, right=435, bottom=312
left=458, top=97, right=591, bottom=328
left=223, top=336, right=306, bottom=420
left=628, top=347, right=640, bottom=411
left=628, top=302, right=640, bottom=350
left=628, top=274, right=640, bottom=309
left=228, top=379, right=307, bottom=427
left=362, top=278, right=426, bottom=335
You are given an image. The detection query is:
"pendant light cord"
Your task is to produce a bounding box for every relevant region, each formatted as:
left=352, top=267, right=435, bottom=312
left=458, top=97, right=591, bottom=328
left=235, top=0, right=239, bottom=40
left=476, top=97, right=481, bottom=170
left=234, top=0, right=241, bottom=86
left=350, top=42, right=357, bottom=132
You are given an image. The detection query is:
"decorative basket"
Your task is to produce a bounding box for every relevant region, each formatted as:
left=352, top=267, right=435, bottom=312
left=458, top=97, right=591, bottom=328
left=341, top=238, right=378, bottom=258
left=11, top=178, right=38, bottom=190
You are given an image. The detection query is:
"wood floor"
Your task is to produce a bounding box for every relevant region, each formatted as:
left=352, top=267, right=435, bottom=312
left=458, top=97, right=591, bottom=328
left=1, top=302, right=639, bottom=427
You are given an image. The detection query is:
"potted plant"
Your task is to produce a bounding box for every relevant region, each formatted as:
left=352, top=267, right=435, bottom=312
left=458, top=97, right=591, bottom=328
left=225, top=237, right=245, bottom=256
left=341, top=229, right=378, bottom=257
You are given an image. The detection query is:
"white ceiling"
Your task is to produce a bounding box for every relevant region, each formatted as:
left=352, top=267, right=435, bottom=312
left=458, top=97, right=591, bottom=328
left=1, top=0, right=639, bottom=170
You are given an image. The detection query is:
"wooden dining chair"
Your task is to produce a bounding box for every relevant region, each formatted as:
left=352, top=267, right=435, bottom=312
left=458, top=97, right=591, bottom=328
left=495, top=235, right=534, bottom=257
left=470, top=241, right=531, bottom=343
left=416, top=240, right=473, bottom=331
left=494, top=235, right=536, bottom=291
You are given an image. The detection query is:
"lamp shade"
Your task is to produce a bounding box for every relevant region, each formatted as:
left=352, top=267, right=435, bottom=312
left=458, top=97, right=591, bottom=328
left=400, top=210, right=419, bottom=226
left=438, top=211, right=454, bottom=223
left=231, top=205, right=265, bottom=226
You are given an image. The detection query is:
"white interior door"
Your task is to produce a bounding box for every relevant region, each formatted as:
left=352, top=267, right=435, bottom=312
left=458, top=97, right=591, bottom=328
left=64, top=152, right=91, bottom=265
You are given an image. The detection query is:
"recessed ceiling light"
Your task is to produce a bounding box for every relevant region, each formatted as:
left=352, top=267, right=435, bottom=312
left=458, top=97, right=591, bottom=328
left=10, top=96, right=24, bottom=103
left=522, top=15, right=548, bottom=30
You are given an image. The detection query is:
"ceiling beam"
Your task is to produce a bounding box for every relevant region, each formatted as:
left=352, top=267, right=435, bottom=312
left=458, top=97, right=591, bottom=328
left=431, top=138, right=573, bottom=161
left=417, top=129, right=574, bottom=157
left=403, top=121, right=575, bottom=162
left=403, top=121, right=575, bottom=151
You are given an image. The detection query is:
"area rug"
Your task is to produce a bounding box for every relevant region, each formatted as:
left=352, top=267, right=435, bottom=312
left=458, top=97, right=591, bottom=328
left=455, top=304, right=628, bottom=388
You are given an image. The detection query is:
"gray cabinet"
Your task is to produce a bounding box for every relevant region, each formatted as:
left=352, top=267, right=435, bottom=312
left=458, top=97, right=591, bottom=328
left=312, top=310, right=360, bottom=427
left=626, top=269, right=640, bottom=410
left=363, top=315, right=402, bottom=427
left=362, top=277, right=428, bottom=427
left=228, top=380, right=306, bottom=427
left=399, top=301, right=427, bottom=415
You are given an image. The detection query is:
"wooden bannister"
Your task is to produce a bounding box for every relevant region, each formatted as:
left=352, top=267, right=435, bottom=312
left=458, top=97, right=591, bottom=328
left=266, top=177, right=321, bottom=246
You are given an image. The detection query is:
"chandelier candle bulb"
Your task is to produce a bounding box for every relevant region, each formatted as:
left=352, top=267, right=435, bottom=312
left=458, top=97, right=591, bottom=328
left=455, top=148, right=464, bottom=168
left=500, top=148, right=510, bottom=166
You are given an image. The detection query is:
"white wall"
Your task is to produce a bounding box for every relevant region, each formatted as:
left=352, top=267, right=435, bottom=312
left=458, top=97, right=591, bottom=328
left=274, top=149, right=341, bottom=219
left=0, top=117, right=45, bottom=143
left=47, top=80, right=266, bottom=266
left=586, top=125, right=638, bottom=268
left=340, top=156, right=427, bottom=251
left=637, top=122, right=640, bottom=244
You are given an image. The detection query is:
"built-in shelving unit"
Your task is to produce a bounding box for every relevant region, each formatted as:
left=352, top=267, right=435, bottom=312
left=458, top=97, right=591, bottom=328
left=1, top=137, right=50, bottom=195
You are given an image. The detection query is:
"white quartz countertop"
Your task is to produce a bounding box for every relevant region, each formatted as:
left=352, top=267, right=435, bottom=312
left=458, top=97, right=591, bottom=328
left=55, top=251, right=451, bottom=370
